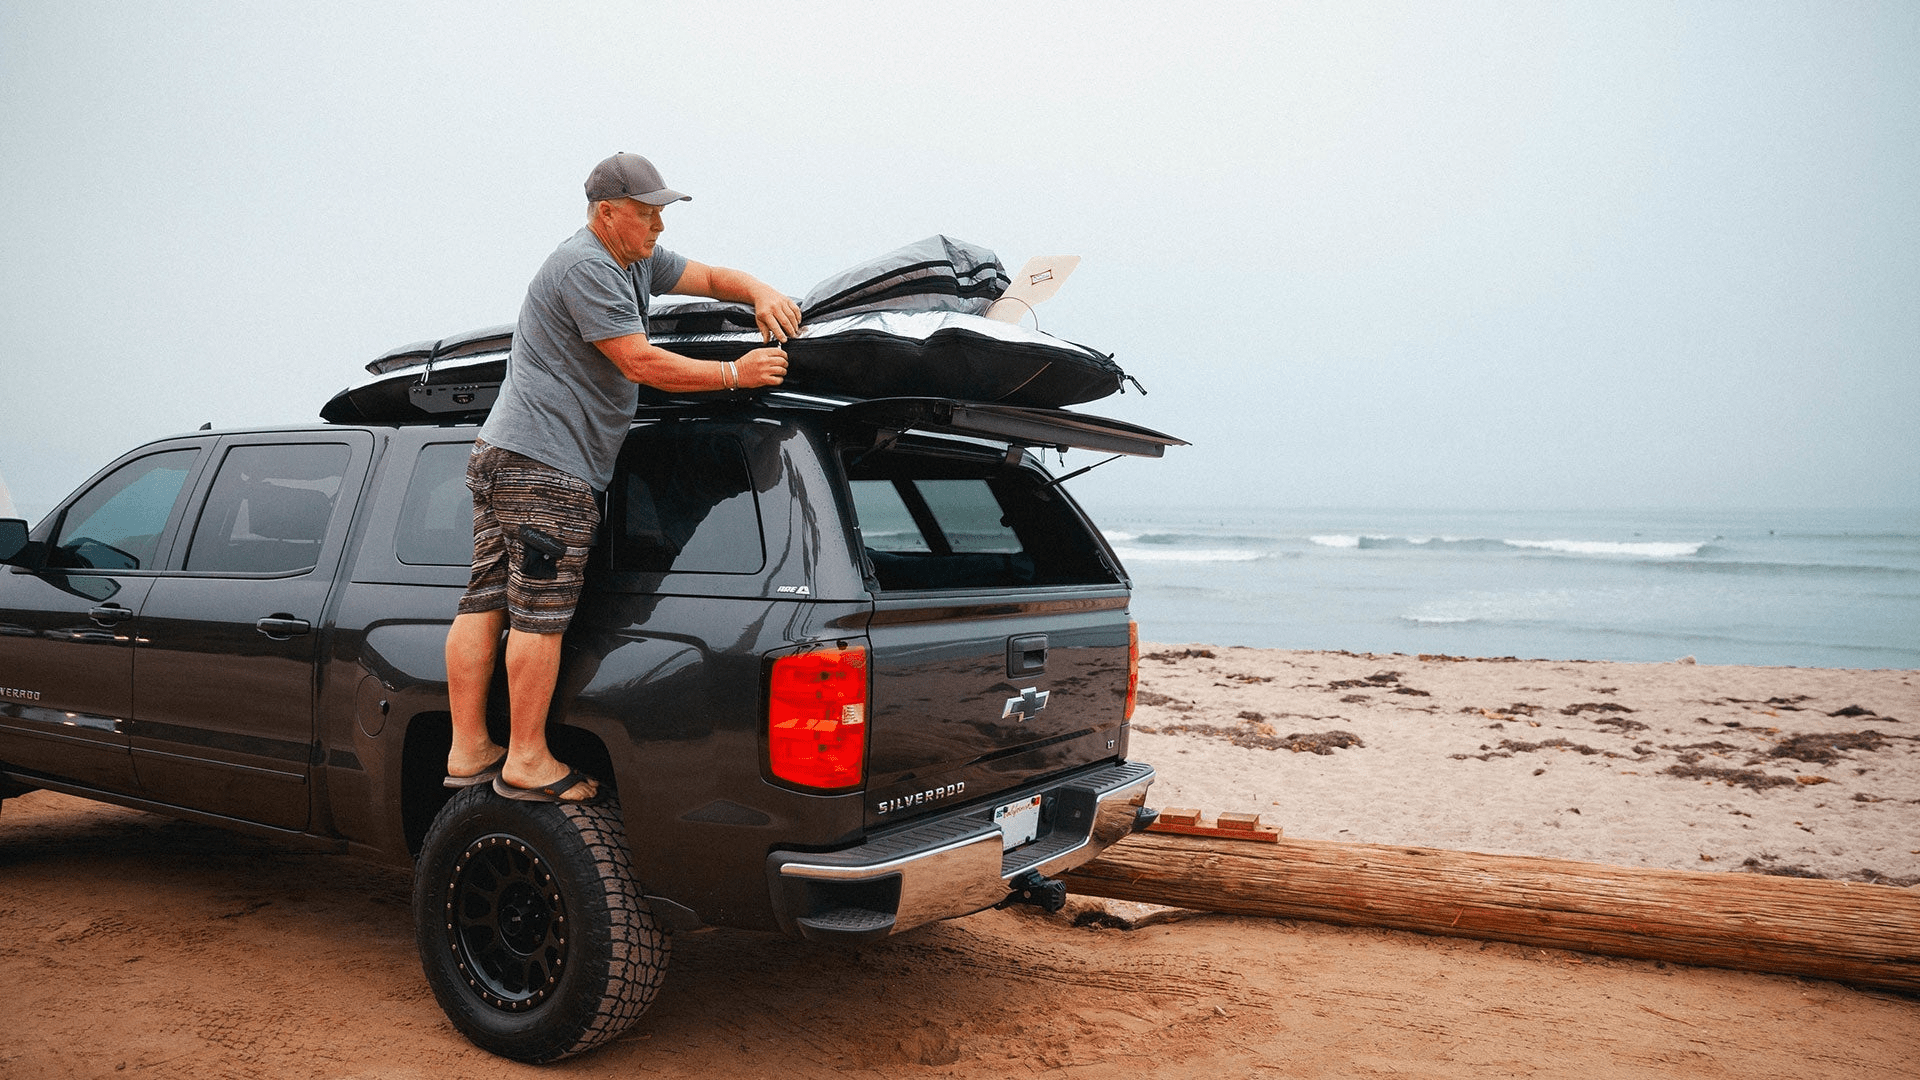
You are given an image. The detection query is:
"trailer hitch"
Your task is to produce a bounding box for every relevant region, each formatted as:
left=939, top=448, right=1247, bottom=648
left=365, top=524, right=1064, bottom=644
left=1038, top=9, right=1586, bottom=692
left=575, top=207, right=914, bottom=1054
left=998, top=870, right=1069, bottom=913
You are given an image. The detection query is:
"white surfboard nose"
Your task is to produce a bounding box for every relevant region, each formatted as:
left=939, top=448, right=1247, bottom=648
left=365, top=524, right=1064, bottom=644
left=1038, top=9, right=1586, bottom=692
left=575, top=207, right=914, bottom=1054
left=984, top=255, right=1082, bottom=326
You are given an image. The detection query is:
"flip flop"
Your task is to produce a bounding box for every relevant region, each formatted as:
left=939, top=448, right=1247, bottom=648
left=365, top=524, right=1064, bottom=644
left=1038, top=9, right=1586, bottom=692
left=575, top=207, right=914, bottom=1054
left=493, top=768, right=600, bottom=804
left=443, top=750, right=508, bottom=789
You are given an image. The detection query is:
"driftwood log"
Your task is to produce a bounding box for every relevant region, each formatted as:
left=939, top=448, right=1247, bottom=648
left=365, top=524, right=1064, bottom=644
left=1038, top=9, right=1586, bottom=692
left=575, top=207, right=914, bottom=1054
left=1061, top=831, right=1920, bottom=992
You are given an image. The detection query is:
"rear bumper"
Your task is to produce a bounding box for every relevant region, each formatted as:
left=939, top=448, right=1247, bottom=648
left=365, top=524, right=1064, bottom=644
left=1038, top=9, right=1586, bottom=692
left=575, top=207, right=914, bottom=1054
left=765, top=760, right=1155, bottom=943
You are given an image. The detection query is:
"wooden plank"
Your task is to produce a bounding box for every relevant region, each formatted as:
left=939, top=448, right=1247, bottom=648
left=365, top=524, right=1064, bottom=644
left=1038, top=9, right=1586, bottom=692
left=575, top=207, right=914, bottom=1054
left=1145, top=808, right=1281, bottom=843
left=1060, top=831, right=1920, bottom=992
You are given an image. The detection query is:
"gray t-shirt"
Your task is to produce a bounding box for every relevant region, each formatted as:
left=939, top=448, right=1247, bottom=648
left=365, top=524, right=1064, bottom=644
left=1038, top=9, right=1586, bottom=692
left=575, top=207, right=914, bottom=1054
left=479, top=226, right=688, bottom=489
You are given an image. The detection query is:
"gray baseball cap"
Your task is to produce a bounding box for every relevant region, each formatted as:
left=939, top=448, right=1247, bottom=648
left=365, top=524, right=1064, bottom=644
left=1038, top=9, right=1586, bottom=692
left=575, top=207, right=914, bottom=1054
left=585, top=152, right=691, bottom=205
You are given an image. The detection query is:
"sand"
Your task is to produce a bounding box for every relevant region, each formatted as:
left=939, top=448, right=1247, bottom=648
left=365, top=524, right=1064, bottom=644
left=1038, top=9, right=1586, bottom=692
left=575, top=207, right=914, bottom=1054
left=1130, top=647, right=1920, bottom=885
left=1, top=648, right=1916, bottom=1078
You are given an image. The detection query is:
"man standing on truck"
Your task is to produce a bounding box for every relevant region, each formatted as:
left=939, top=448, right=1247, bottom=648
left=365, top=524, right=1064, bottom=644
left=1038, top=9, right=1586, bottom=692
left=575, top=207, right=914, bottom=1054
left=444, top=151, right=802, bottom=803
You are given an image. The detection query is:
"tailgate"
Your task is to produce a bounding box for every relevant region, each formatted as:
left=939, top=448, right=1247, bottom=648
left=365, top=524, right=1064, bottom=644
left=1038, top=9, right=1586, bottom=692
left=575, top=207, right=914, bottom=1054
left=834, top=411, right=1144, bottom=830
left=863, top=591, right=1133, bottom=828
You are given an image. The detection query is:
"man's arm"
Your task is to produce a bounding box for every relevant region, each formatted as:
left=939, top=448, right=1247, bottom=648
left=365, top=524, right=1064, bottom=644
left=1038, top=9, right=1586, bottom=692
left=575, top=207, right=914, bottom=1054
left=673, top=261, right=803, bottom=344
left=593, top=333, right=787, bottom=393
left=591, top=260, right=800, bottom=392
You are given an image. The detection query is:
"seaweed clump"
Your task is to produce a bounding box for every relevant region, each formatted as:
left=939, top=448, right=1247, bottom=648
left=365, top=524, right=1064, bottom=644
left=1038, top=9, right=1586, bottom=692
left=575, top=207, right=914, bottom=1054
left=1142, top=721, right=1365, bottom=755
left=1767, top=730, right=1894, bottom=765
left=1662, top=763, right=1799, bottom=790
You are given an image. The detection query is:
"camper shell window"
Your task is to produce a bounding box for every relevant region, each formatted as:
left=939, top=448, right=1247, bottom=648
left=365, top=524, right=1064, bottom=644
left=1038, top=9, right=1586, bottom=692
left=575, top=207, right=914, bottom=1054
left=609, top=425, right=766, bottom=575
left=845, top=446, right=1116, bottom=592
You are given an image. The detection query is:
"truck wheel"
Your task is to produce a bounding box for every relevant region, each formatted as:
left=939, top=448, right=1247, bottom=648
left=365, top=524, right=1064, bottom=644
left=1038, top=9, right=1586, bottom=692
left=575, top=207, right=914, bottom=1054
left=412, top=785, right=668, bottom=1062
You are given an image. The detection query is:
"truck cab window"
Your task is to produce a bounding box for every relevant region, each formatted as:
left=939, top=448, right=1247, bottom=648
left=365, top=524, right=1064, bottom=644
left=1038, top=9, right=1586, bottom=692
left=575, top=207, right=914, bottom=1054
left=913, top=480, right=1023, bottom=553
left=844, top=481, right=930, bottom=553
left=49, top=448, right=199, bottom=570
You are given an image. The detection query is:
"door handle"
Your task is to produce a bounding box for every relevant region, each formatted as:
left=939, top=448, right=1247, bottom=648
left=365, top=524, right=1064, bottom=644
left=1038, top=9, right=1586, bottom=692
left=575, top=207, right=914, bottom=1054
left=88, top=603, right=134, bottom=626
left=255, top=616, right=312, bottom=639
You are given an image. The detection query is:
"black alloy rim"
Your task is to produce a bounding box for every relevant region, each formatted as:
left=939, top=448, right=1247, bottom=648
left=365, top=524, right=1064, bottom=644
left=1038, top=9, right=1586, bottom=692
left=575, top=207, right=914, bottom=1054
left=444, top=833, right=569, bottom=1011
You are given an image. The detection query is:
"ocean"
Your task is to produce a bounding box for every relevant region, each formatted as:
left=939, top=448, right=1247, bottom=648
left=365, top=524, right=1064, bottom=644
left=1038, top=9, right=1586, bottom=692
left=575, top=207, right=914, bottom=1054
left=1081, top=506, right=1920, bottom=670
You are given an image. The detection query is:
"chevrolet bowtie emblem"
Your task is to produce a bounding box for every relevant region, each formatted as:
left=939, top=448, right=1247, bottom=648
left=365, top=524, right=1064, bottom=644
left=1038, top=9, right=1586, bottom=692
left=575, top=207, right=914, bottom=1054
left=1002, top=687, right=1050, bottom=723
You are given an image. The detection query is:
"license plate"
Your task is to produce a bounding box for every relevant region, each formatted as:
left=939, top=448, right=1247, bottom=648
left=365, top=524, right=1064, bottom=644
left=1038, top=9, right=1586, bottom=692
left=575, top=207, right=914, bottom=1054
left=993, top=795, right=1042, bottom=851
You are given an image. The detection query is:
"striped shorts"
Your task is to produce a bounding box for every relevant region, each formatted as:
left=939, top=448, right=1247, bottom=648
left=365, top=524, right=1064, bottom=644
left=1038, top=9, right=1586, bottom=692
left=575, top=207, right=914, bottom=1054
left=456, top=441, right=600, bottom=634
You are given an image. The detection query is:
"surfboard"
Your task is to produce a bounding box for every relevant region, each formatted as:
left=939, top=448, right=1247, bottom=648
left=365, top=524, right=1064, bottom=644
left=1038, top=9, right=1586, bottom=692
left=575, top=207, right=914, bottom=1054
left=983, top=255, right=1081, bottom=327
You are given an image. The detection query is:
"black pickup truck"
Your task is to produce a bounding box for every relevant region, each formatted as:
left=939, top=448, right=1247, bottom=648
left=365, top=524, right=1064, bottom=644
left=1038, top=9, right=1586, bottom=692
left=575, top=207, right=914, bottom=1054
left=0, top=374, right=1176, bottom=1060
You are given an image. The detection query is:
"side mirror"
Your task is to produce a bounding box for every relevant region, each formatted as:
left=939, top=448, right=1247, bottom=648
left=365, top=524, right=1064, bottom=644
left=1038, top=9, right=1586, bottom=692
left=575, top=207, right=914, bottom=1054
left=0, top=519, right=30, bottom=564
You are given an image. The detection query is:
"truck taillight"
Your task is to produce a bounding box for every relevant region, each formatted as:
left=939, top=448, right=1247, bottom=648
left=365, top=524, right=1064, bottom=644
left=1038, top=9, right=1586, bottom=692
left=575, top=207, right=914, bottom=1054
left=767, top=647, right=869, bottom=790
left=1126, top=620, right=1139, bottom=721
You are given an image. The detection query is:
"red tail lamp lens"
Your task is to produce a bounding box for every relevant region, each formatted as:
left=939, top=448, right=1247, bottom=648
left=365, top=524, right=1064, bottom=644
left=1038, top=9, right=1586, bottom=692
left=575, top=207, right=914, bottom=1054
left=767, top=647, right=869, bottom=789
left=1126, top=621, right=1140, bottom=721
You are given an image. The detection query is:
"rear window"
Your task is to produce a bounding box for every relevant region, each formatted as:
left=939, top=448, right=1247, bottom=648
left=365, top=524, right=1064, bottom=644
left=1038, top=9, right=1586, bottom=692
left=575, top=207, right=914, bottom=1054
left=845, top=452, right=1117, bottom=592
left=185, top=442, right=351, bottom=574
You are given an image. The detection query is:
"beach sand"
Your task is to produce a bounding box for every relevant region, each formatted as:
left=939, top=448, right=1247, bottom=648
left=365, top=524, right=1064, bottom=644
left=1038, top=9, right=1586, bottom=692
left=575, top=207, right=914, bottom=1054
left=1, top=648, right=1915, bottom=1078
left=1131, top=646, right=1920, bottom=885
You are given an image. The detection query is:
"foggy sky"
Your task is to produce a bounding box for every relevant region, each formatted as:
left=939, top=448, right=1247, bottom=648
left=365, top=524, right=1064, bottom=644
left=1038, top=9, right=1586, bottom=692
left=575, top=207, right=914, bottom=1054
left=3, top=1, right=1915, bottom=523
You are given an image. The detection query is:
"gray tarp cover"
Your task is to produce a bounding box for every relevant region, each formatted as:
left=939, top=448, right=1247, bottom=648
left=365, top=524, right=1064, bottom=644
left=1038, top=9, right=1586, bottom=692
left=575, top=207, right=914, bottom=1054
left=798, top=235, right=1009, bottom=321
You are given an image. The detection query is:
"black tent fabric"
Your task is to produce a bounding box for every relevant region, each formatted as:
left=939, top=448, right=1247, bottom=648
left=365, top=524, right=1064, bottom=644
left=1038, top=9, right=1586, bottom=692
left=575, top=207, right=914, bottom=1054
left=650, top=310, right=1126, bottom=407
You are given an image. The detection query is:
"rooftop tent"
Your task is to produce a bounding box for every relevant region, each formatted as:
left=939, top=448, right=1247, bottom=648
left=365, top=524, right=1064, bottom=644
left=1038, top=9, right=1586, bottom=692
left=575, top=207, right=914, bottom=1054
left=322, top=237, right=1136, bottom=422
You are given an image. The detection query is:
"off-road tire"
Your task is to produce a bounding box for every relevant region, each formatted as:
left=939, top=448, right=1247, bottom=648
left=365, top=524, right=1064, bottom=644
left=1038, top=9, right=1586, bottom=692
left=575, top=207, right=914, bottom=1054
left=413, top=785, right=668, bottom=1062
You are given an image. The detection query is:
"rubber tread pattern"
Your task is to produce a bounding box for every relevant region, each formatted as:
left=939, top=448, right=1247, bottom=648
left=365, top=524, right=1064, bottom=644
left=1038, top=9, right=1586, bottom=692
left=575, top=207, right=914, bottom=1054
left=549, top=797, right=670, bottom=1059
left=414, top=786, right=669, bottom=1063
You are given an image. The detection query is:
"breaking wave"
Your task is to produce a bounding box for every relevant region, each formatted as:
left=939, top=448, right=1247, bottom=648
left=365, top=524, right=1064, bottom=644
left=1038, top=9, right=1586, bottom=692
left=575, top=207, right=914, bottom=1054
left=1109, top=544, right=1265, bottom=563
left=1309, top=534, right=1706, bottom=558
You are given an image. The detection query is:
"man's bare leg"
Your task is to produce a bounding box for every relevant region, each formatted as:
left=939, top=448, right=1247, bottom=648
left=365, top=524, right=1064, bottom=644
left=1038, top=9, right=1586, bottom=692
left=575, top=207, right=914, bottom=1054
left=446, top=609, right=510, bottom=777
left=499, top=627, right=598, bottom=801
